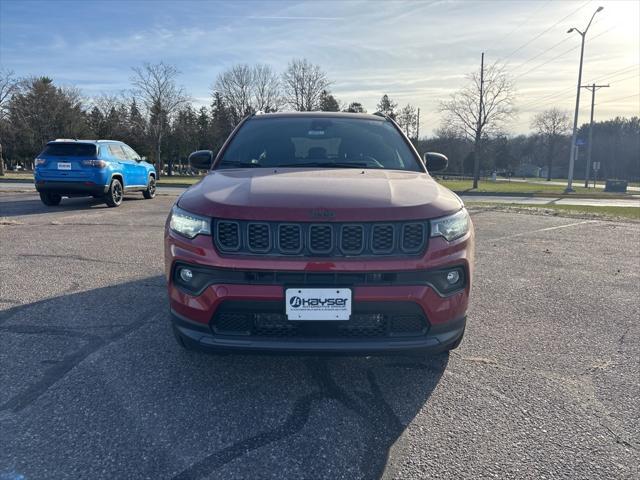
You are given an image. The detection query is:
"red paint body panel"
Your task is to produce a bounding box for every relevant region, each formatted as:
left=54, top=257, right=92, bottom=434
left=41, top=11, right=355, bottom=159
left=165, top=220, right=474, bottom=327
left=177, top=169, right=463, bottom=222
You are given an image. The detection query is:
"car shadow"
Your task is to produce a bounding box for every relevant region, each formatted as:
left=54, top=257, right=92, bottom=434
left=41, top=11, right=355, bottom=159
left=0, top=194, right=146, bottom=217
left=0, top=276, right=447, bottom=480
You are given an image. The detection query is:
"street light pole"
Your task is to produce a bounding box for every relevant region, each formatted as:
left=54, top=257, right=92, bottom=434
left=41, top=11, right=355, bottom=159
left=565, top=6, right=604, bottom=193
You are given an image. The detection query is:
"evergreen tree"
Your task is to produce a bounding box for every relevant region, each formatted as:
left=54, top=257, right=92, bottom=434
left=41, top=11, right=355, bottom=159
left=345, top=102, right=366, bottom=113
left=376, top=94, right=397, bottom=119
left=319, top=90, right=340, bottom=111
left=210, top=92, right=233, bottom=151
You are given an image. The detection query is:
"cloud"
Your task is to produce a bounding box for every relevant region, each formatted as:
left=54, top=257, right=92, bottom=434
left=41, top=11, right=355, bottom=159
left=0, top=0, right=637, bottom=135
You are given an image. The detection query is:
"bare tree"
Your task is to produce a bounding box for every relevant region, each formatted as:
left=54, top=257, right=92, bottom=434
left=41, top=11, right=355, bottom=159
left=130, top=62, right=189, bottom=174
left=439, top=62, right=516, bottom=186
left=0, top=69, right=18, bottom=175
left=252, top=64, right=282, bottom=113
left=282, top=58, right=330, bottom=111
left=531, top=108, right=570, bottom=181
left=214, top=64, right=254, bottom=124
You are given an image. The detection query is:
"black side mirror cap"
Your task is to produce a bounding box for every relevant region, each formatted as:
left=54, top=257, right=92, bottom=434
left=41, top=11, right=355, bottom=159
left=423, top=152, right=448, bottom=172
left=189, top=150, right=214, bottom=170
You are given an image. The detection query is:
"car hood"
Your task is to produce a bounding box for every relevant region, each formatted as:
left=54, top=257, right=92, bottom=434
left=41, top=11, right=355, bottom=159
left=177, top=168, right=463, bottom=222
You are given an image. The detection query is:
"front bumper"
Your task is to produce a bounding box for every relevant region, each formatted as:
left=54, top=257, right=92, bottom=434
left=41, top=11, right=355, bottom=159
left=172, top=308, right=466, bottom=354
left=165, top=224, right=474, bottom=354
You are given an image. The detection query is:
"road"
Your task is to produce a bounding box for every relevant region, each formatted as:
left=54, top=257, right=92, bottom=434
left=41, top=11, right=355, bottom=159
left=1, top=191, right=639, bottom=479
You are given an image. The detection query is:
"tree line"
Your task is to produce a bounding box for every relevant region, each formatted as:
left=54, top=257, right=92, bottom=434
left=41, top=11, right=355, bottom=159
left=0, top=60, right=637, bottom=181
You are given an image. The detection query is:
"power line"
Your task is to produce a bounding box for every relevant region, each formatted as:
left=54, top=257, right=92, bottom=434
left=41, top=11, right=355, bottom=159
left=518, top=64, right=639, bottom=110
left=595, top=93, right=640, bottom=106
left=489, top=0, right=552, bottom=54
left=608, top=72, right=640, bottom=85
left=514, top=44, right=580, bottom=80
left=499, top=0, right=592, bottom=63
left=509, top=36, right=572, bottom=72
left=591, top=64, right=639, bottom=83
left=513, top=26, right=612, bottom=81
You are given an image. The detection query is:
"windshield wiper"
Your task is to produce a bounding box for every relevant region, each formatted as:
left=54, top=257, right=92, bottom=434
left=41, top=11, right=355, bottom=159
left=219, top=160, right=262, bottom=168
left=277, top=162, right=372, bottom=168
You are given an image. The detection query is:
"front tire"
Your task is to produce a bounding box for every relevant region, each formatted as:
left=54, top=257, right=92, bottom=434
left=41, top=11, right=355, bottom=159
left=143, top=175, right=156, bottom=199
left=39, top=192, right=62, bottom=206
left=105, top=178, right=123, bottom=207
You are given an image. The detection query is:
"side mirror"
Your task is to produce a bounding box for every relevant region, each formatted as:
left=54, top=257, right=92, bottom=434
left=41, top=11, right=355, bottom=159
left=423, top=152, right=448, bottom=172
left=189, top=150, right=214, bottom=170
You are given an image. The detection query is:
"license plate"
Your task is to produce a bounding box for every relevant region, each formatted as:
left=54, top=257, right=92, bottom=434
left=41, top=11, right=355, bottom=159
left=286, top=288, right=352, bottom=321
left=57, top=162, right=71, bottom=170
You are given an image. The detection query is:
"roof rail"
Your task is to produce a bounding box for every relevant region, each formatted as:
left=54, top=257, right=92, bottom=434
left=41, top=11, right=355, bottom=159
left=53, top=138, right=77, bottom=142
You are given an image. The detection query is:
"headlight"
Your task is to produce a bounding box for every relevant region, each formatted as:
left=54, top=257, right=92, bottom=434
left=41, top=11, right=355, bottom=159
left=430, top=208, right=470, bottom=242
left=169, top=205, right=211, bottom=239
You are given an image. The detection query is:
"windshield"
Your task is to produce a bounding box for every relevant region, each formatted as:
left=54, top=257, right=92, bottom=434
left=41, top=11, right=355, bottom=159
left=41, top=143, right=97, bottom=157
left=217, top=116, right=423, bottom=171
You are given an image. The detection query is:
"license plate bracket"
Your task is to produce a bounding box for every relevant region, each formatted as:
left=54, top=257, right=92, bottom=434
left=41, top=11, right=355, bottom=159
left=285, top=288, right=352, bottom=321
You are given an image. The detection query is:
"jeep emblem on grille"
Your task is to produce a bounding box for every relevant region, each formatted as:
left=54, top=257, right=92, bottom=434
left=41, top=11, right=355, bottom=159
left=310, top=208, right=335, bottom=218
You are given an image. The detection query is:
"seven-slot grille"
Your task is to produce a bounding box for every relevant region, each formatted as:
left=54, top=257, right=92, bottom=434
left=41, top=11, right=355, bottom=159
left=213, top=219, right=428, bottom=257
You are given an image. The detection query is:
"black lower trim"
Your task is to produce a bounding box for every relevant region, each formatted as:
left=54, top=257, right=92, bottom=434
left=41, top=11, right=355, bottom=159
left=36, top=181, right=109, bottom=196
left=170, top=307, right=466, bottom=355
left=172, top=262, right=467, bottom=297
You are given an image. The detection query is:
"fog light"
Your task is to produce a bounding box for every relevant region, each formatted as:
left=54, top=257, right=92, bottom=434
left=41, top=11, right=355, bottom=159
left=446, top=270, right=460, bottom=285
left=179, top=268, right=193, bottom=282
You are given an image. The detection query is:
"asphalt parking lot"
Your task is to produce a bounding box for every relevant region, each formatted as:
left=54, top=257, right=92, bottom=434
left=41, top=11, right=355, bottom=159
left=0, top=190, right=638, bottom=480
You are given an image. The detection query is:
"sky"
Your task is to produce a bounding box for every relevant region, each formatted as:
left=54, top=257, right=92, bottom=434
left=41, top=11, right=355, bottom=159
left=0, top=0, right=638, bottom=136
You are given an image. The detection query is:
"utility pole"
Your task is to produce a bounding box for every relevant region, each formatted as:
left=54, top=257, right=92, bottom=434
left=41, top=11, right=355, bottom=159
left=565, top=6, right=604, bottom=192
left=582, top=83, right=609, bottom=187
left=473, top=52, right=484, bottom=189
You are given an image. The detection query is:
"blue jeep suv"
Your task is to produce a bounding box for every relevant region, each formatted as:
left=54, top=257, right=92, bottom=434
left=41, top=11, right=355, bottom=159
left=34, top=139, right=156, bottom=207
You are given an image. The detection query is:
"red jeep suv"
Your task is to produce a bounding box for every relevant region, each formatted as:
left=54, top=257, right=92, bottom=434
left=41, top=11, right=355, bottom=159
left=165, top=112, right=474, bottom=354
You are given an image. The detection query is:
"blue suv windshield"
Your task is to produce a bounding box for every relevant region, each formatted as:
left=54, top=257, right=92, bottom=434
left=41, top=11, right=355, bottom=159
left=41, top=143, right=97, bottom=157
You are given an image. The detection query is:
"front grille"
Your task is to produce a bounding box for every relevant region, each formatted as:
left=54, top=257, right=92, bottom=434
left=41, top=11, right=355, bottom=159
left=211, top=302, right=428, bottom=339
left=278, top=224, right=302, bottom=253
left=341, top=225, right=364, bottom=254
left=247, top=223, right=270, bottom=252
left=214, top=220, right=428, bottom=257
left=371, top=224, right=394, bottom=253
left=213, top=312, right=251, bottom=334
left=402, top=223, right=426, bottom=252
left=309, top=224, right=333, bottom=253
left=216, top=221, right=240, bottom=250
